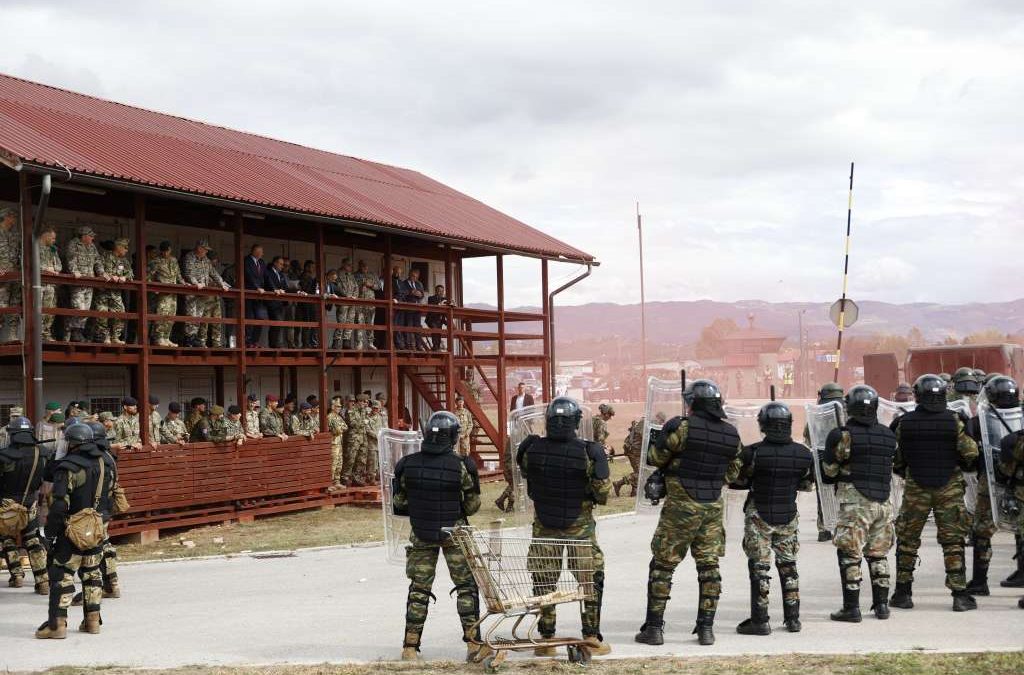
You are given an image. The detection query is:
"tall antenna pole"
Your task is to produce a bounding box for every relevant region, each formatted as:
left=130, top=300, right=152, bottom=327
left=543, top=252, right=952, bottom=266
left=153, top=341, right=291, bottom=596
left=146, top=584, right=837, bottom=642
left=834, top=162, right=854, bottom=383
left=638, top=202, right=648, bottom=387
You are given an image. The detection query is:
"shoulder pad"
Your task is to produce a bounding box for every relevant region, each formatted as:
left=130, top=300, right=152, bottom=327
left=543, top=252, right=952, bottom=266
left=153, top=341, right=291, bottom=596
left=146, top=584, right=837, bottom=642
left=662, top=415, right=685, bottom=437
left=584, top=440, right=611, bottom=480
left=461, top=455, right=481, bottom=494
left=516, top=434, right=539, bottom=467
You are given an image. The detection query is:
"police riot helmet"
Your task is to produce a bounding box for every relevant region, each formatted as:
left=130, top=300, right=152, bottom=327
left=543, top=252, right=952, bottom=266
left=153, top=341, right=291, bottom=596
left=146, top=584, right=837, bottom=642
left=86, top=421, right=109, bottom=451
left=545, top=397, right=582, bottom=441
left=817, top=382, right=844, bottom=404
left=984, top=376, right=1020, bottom=410
left=685, top=379, right=726, bottom=418
left=423, top=411, right=460, bottom=450
left=973, top=368, right=987, bottom=380
left=845, top=385, right=880, bottom=424
left=757, top=401, right=793, bottom=443
left=64, top=422, right=94, bottom=451
left=7, top=416, right=36, bottom=445
left=893, top=382, right=913, bottom=402
left=913, top=374, right=948, bottom=412
left=951, top=367, right=980, bottom=395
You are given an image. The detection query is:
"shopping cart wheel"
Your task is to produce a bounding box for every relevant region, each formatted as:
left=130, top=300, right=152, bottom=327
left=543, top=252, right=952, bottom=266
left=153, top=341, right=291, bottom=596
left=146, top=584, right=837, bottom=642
left=481, top=650, right=506, bottom=672
left=578, top=645, right=592, bottom=665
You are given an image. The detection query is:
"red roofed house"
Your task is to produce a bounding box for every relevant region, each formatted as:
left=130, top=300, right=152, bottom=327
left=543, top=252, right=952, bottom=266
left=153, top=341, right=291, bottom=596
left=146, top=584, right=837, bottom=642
left=0, top=73, right=594, bottom=537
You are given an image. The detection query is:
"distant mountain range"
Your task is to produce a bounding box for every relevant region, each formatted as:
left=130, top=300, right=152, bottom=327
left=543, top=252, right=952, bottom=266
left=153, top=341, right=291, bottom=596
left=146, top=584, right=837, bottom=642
left=474, top=299, right=1024, bottom=344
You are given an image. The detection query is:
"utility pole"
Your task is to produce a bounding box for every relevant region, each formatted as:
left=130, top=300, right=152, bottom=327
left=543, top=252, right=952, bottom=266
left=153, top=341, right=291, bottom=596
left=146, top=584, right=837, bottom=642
left=833, top=162, right=855, bottom=384
left=637, top=202, right=648, bottom=387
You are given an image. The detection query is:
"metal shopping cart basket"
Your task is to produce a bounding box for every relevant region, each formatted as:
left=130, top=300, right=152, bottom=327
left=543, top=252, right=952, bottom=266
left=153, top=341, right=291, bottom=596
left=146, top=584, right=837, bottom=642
left=446, top=524, right=598, bottom=670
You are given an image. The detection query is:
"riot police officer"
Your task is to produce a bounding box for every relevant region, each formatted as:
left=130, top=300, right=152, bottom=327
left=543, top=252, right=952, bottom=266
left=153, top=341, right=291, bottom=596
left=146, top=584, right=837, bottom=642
left=891, top=374, right=979, bottom=612
left=635, top=379, right=743, bottom=647
left=71, top=420, right=122, bottom=606
left=36, top=422, right=116, bottom=638
left=517, top=397, right=611, bottom=657
left=393, top=411, right=486, bottom=663
left=822, top=385, right=898, bottom=622
left=0, top=416, right=50, bottom=594
left=731, top=401, right=814, bottom=635
left=949, top=367, right=981, bottom=404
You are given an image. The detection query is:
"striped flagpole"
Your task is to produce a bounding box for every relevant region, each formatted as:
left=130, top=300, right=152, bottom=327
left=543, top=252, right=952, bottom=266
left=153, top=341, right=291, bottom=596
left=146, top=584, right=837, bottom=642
left=834, top=162, right=854, bottom=383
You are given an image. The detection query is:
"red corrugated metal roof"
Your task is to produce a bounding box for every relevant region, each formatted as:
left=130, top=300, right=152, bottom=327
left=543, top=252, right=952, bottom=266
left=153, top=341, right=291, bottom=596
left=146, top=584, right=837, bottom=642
left=0, top=73, right=592, bottom=262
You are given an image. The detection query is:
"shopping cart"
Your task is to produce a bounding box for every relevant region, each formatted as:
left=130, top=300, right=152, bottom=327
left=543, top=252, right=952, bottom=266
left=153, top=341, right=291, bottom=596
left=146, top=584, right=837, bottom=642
left=446, top=524, right=598, bottom=671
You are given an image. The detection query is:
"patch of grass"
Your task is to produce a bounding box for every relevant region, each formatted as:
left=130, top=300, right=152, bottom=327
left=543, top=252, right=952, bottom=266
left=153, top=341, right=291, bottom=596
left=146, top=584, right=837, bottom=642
left=31, top=652, right=1024, bottom=675
left=117, top=460, right=640, bottom=563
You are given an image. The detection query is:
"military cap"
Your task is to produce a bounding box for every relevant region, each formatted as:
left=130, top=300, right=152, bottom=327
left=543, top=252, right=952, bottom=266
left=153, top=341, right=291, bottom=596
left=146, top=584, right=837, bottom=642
left=356, top=393, right=369, bottom=402
left=76, top=226, right=97, bottom=238
left=114, top=237, right=130, bottom=248
left=265, top=394, right=279, bottom=402
left=168, top=401, right=182, bottom=413
left=299, top=402, right=312, bottom=411
left=122, top=396, right=138, bottom=406
left=247, top=393, right=258, bottom=402
left=0, top=206, right=17, bottom=219
left=98, top=411, right=114, bottom=422
left=210, top=405, right=225, bottom=415
left=190, top=397, right=207, bottom=407
left=284, top=393, right=297, bottom=404
left=227, top=405, right=241, bottom=415
left=195, top=239, right=210, bottom=250
left=341, top=257, right=351, bottom=265
left=599, top=403, right=616, bottom=415
left=45, top=401, right=61, bottom=411
left=375, top=392, right=386, bottom=401
left=159, top=240, right=173, bottom=252
left=345, top=394, right=356, bottom=402
left=371, top=400, right=382, bottom=408
left=50, top=412, right=65, bottom=423
left=148, top=394, right=160, bottom=405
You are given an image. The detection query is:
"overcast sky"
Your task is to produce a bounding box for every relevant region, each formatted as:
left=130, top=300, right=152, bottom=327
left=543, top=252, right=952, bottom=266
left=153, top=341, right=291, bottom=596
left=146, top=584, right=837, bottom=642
left=2, top=1, right=1021, bottom=308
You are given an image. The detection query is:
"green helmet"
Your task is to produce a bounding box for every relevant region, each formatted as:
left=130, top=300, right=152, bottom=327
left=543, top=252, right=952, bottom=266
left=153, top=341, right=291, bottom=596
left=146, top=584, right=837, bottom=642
left=939, top=373, right=952, bottom=383
left=952, top=367, right=980, bottom=395
left=817, top=382, right=844, bottom=404
left=972, top=368, right=986, bottom=380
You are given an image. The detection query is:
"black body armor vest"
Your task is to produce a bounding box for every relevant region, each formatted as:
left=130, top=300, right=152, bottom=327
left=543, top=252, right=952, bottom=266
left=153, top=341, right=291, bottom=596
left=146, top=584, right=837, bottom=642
left=400, top=450, right=465, bottom=543
left=675, top=414, right=740, bottom=503
left=748, top=440, right=813, bottom=526
left=844, top=422, right=896, bottom=502
left=897, top=409, right=959, bottom=488
left=525, top=437, right=590, bottom=529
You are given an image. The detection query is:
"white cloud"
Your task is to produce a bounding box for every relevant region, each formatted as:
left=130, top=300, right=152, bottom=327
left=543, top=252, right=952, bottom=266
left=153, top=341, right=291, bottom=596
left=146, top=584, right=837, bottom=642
left=0, top=0, right=1019, bottom=308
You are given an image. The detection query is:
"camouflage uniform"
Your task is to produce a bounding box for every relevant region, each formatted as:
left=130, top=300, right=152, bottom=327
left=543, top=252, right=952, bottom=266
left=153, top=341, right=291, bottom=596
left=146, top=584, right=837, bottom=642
left=64, top=230, right=105, bottom=337
left=245, top=407, right=261, bottom=437
left=292, top=412, right=320, bottom=437
left=494, top=438, right=516, bottom=512
left=394, top=461, right=480, bottom=651
left=222, top=415, right=245, bottom=442
left=259, top=406, right=285, bottom=437
left=37, top=235, right=62, bottom=341
left=94, top=244, right=134, bottom=343
left=181, top=249, right=227, bottom=346
left=148, top=409, right=162, bottom=446
left=146, top=253, right=184, bottom=345
left=998, top=433, right=1024, bottom=531
left=643, top=418, right=743, bottom=633
left=160, top=416, right=188, bottom=444
left=454, top=405, right=474, bottom=457
left=334, top=264, right=360, bottom=348
left=0, top=439, right=49, bottom=592
left=327, top=407, right=348, bottom=484
left=185, top=409, right=207, bottom=440
left=343, top=398, right=369, bottom=483
left=613, top=418, right=644, bottom=496
left=592, top=416, right=609, bottom=449
left=362, top=404, right=383, bottom=482
left=893, top=419, right=978, bottom=591
left=112, top=413, right=141, bottom=451
left=199, top=412, right=222, bottom=443
left=354, top=267, right=378, bottom=349
left=0, top=211, right=22, bottom=341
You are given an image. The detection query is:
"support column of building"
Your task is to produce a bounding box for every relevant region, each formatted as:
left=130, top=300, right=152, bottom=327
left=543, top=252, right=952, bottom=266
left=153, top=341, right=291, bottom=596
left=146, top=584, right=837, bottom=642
left=541, top=259, right=550, bottom=403
left=234, top=214, right=247, bottom=417
left=496, top=255, right=508, bottom=459
left=444, top=246, right=456, bottom=408
left=19, top=173, right=38, bottom=418
left=134, top=195, right=150, bottom=442
left=316, top=222, right=328, bottom=429
left=385, top=235, right=399, bottom=427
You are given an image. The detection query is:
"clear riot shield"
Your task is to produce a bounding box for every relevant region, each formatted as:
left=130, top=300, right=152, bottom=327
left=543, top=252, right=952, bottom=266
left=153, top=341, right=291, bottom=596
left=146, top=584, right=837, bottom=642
left=878, top=398, right=916, bottom=519
left=634, top=377, right=684, bottom=514
left=508, top=401, right=592, bottom=527
left=946, top=399, right=978, bottom=513
left=978, top=398, right=1023, bottom=531
left=378, top=428, right=423, bottom=564
left=804, top=401, right=845, bottom=532
left=723, top=403, right=762, bottom=525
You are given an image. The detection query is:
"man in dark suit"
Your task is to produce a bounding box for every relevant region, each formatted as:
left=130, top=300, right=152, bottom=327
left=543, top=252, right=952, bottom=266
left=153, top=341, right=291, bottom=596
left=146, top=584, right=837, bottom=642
left=391, top=265, right=409, bottom=350
left=264, top=255, right=289, bottom=348
left=244, top=244, right=268, bottom=347
left=510, top=382, right=535, bottom=412
left=404, top=268, right=427, bottom=350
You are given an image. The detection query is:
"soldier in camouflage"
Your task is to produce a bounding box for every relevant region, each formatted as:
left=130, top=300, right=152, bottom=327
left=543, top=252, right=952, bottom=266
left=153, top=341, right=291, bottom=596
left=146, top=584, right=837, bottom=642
left=36, top=224, right=62, bottom=342
left=0, top=207, right=21, bottom=343
left=185, top=397, right=208, bottom=440
left=730, top=402, right=813, bottom=635
left=146, top=240, right=184, bottom=347
left=393, top=411, right=486, bottom=662
left=593, top=403, right=615, bottom=460
left=948, top=367, right=980, bottom=405
left=891, top=374, right=979, bottom=612
left=160, top=401, right=189, bottom=444
left=453, top=395, right=474, bottom=458
left=259, top=395, right=288, bottom=440
left=517, top=397, right=612, bottom=656
left=0, top=417, right=51, bottom=594
left=64, top=226, right=107, bottom=343
left=244, top=395, right=262, bottom=439
left=181, top=240, right=229, bottom=348
left=220, top=406, right=246, bottom=445
left=998, top=421, right=1024, bottom=608
left=354, top=260, right=379, bottom=350
left=292, top=402, right=319, bottom=439
left=333, top=258, right=360, bottom=349
left=635, top=379, right=743, bottom=647
left=111, top=398, right=142, bottom=454
left=327, top=396, right=348, bottom=490
left=93, top=237, right=133, bottom=344
left=822, top=385, right=898, bottom=623
left=614, top=417, right=645, bottom=497
left=195, top=405, right=221, bottom=443
left=362, top=399, right=384, bottom=485
left=343, top=394, right=370, bottom=486
left=147, top=395, right=161, bottom=449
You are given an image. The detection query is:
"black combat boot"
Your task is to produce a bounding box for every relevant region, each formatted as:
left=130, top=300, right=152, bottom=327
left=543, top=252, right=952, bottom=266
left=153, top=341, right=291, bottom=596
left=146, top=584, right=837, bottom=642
left=783, top=601, right=801, bottom=632
left=966, top=539, right=990, bottom=596
left=737, top=561, right=771, bottom=635
left=818, top=530, right=833, bottom=542
left=952, top=590, right=977, bottom=612
left=1000, top=535, right=1024, bottom=588
left=870, top=583, right=890, bottom=620
left=693, top=610, right=715, bottom=646
left=634, top=619, right=664, bottom=646
left=830, top=585, right=862, bottom=623
left=890, top=581, right=914, bottom=609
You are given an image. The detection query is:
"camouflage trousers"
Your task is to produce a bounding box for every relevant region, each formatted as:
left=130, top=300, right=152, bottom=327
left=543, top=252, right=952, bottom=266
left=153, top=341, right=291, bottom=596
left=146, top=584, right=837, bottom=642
left=0, top=280, right=21, bottom=335
left=972, top=472, right=997, bottom=566
left=151, top=293, right=177, bottom=341
left=361, top=440, right=379, bottom=481
left=458, top=434, right=471, bottom=458
left=40, top=284, right=56, bottom=340
left=334, top=304, right=358, bottom=345
left=199, top=298, right=224, bottom=347
left=404, top=533, right=479, bottom=648
left=184, top=295, right=219, bottom=342
left=93, top=290, right=126, bottom=341
left=48, top=537, right=103, bottom=621
left=342, top=436, right=366, bottom=482
left=895, top=476, right=969, bottom=591
left=834, top=483, right=894, bottom=591
left=529, top=517, right=605, bottom=638
left=617, top=448, right=642, bottom=488
left=1, top=504, right=48, bottom=586
left=67, top=286, right=93, bottom=331
left=100, top=533, right=119, bottom=589
left=644, top=487, right=726, bottom=626
left=742, top=505, right=800, bottom=615
left=357, top=305, right=375, bottom=348
left=330, top=436, right=343, bottom=482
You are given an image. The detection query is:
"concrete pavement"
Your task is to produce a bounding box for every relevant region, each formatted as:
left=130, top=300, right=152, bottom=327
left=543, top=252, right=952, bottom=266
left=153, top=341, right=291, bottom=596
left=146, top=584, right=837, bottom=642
left=2, top=492, right=1022, bottom=670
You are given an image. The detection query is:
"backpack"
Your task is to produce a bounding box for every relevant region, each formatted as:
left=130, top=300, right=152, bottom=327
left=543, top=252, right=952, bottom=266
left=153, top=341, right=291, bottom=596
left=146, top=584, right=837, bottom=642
left=65, top=459, right=106, bottom=550
left=0, top=447, right=38, bottom=537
